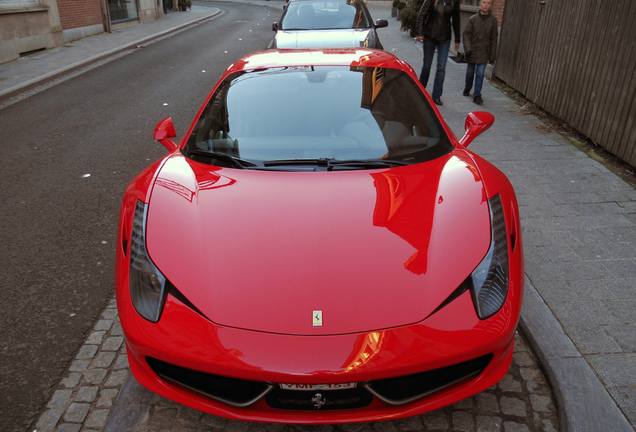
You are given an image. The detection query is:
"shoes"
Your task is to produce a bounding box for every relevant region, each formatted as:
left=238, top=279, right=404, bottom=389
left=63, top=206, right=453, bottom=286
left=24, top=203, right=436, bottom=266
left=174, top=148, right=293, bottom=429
left=473, top=95, right=483, bottom=105
left=463, top=89, right=470, bottom=97
left=433, top=99, right=443, bottom=106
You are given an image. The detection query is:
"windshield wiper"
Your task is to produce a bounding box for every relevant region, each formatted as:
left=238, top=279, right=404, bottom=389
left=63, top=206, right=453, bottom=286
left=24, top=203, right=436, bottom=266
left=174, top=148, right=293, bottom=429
left=326, top=159, right=409, bottom=170
left=189, top=149, right=257, bottom=169
left=263, top=158, right=332, bottom=167
left=262, top=158, right=408, bottom=170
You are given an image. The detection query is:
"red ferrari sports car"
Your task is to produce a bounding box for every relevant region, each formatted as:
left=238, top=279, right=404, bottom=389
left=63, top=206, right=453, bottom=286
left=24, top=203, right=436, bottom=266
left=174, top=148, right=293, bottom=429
left=116, top=48, right=523, bottom=424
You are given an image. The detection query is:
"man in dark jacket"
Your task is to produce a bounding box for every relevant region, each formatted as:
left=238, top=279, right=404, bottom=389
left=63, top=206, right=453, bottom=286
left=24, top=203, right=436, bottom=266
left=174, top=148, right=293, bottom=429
left=415, top=0, right=461, bottom=106
left=462, top=0, right=498, bottom=104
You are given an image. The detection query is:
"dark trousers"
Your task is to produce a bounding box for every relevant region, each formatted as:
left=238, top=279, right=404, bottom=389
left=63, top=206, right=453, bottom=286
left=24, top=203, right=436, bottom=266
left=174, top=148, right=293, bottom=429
left=464, top=63, right=486, bottom=98
left=419, top=41, right=450, bottom=101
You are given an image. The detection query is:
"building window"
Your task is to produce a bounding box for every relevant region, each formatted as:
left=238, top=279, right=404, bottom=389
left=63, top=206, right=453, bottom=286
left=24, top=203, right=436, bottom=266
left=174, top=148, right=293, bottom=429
left=108, top=0, right=139, bottom=23
left=0, top=0, right=39, bottom=9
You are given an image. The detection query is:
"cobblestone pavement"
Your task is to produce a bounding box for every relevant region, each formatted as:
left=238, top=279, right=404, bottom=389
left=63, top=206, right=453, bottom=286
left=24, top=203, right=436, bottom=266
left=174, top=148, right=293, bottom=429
left=35, top=298, right=128, bottom=432
left=35, top=299, right=559, bottom=432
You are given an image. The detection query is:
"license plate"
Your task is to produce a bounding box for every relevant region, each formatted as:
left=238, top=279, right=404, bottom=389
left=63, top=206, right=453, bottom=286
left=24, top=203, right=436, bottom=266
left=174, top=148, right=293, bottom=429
left=280, top=383, right=357, bottom=390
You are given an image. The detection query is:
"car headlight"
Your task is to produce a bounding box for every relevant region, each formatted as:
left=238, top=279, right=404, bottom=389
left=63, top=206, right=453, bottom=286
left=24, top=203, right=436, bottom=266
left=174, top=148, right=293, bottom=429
left=470, top=194, right=509, bottom=319
left=129, top=200, right=168, bottom=323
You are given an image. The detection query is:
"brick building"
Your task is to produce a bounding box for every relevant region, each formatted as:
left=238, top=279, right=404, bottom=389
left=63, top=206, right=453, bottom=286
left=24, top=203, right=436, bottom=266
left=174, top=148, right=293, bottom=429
left=490, top=0, right=504, bottom=26
left=57, top=0, right=105, bottom=43
left=0, top=0, right=170, bottom=65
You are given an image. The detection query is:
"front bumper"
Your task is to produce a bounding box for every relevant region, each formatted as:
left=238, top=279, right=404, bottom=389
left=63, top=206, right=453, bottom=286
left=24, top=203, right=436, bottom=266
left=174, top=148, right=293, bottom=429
left=118, top=285, right=520, bottom=424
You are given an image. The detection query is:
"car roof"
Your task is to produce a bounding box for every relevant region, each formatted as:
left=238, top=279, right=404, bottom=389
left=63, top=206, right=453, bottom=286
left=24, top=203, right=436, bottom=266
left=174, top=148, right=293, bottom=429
left=226, top=49, right=411, bottom=74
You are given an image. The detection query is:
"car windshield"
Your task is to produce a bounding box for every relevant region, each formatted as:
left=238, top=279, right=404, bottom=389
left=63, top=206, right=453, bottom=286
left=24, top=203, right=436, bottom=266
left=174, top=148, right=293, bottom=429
left=281, top=0, right=370, bottom=30
left=183, top=66, right=452, bottom=171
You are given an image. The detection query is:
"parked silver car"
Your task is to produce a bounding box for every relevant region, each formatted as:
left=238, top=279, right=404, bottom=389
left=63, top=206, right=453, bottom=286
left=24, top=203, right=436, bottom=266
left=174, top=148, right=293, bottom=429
left=270, top=0, right=388, bottom=49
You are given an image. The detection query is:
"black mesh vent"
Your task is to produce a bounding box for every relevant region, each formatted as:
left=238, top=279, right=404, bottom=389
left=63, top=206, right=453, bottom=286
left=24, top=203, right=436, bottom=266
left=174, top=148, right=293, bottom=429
left=146, top=357, right=273, bottom=407
left=147, top=354, right=492, bottom=410
left=364, top=354, right=493, bottom=405
left=266, top=387, right=373, bottom=411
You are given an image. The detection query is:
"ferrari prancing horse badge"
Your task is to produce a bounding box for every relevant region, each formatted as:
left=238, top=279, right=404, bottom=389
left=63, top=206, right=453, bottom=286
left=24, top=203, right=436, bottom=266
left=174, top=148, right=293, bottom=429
left=313, top=310, right=322, bottom=326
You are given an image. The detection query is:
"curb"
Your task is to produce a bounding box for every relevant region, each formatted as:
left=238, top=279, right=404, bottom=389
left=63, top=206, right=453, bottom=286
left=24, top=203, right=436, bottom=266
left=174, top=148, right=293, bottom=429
left=518, top=276, right=633, bottom=432
left=0, top=9, right=222, bottom=102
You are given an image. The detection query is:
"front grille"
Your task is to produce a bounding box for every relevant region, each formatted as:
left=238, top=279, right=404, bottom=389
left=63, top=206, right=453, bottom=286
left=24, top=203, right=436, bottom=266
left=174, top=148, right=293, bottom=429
left=364, top=354, right=493, bottom=405
left=266, top=387, right=373, bottom=411
left=147, top=354, right=492, bottom=410
left=146, top=357, right=273, bottom=407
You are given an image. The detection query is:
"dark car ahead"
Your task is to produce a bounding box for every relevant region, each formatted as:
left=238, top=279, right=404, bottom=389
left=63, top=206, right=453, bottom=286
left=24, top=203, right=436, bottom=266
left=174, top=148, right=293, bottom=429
left=270, top=0, right=388, bottom=49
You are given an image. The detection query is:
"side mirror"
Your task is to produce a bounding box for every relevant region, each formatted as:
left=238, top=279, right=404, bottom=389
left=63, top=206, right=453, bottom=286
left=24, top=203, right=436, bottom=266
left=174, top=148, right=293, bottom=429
left=375, top=19, right=388, bottom=29
left=272, top=22, right=278, bottom=31
left=154, top=117, right=178, bottom=151
left=459, top=111, right=495, bottom=147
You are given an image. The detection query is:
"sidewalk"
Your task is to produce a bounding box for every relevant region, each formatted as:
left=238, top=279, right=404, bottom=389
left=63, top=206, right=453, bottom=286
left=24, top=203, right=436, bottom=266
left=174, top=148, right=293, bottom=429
left=5, top=3, right=633, bottom=431
left=0, top=5, right=222, bottom=102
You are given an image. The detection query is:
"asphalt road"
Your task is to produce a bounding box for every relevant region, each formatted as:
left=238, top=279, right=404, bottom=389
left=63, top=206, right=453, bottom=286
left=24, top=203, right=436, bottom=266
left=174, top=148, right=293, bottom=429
left=0, top=2, right=280, bottom=430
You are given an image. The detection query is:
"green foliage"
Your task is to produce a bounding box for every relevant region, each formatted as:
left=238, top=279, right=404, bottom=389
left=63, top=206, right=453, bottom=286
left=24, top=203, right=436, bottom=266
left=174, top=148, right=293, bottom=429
left=397, top=2, right=407, bottom=10
left=178, top=0, right=192, bottom=10
left=392, top=0, right=400, bottom=7
left=399, top=0, right=425, bottom=36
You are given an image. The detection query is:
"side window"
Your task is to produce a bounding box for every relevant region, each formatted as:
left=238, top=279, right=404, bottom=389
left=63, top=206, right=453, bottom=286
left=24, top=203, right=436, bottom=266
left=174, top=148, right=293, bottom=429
left=371, top=70, right=441, bottom=142
left=185, top=77, right=236, bottom=155
left=367, top=69, right=449, bottom=159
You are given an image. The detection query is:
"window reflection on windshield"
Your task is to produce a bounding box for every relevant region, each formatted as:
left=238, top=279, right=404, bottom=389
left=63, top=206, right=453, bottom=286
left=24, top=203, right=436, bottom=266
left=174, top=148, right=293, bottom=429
left=281, top=0, right=370, bottom=30
left=184, top=66, right=452, bottom=169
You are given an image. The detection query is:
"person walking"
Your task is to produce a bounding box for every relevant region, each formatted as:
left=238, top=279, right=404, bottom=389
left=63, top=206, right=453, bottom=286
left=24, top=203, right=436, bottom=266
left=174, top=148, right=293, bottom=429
left=462, top=0, right=498, bottom=105
left=415, top=0, right=461, bottom=106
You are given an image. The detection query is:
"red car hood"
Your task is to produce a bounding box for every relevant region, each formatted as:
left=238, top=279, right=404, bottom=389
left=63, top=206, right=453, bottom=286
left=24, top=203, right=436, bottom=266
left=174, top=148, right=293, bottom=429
left=146, top=152, right=491, bottom=335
